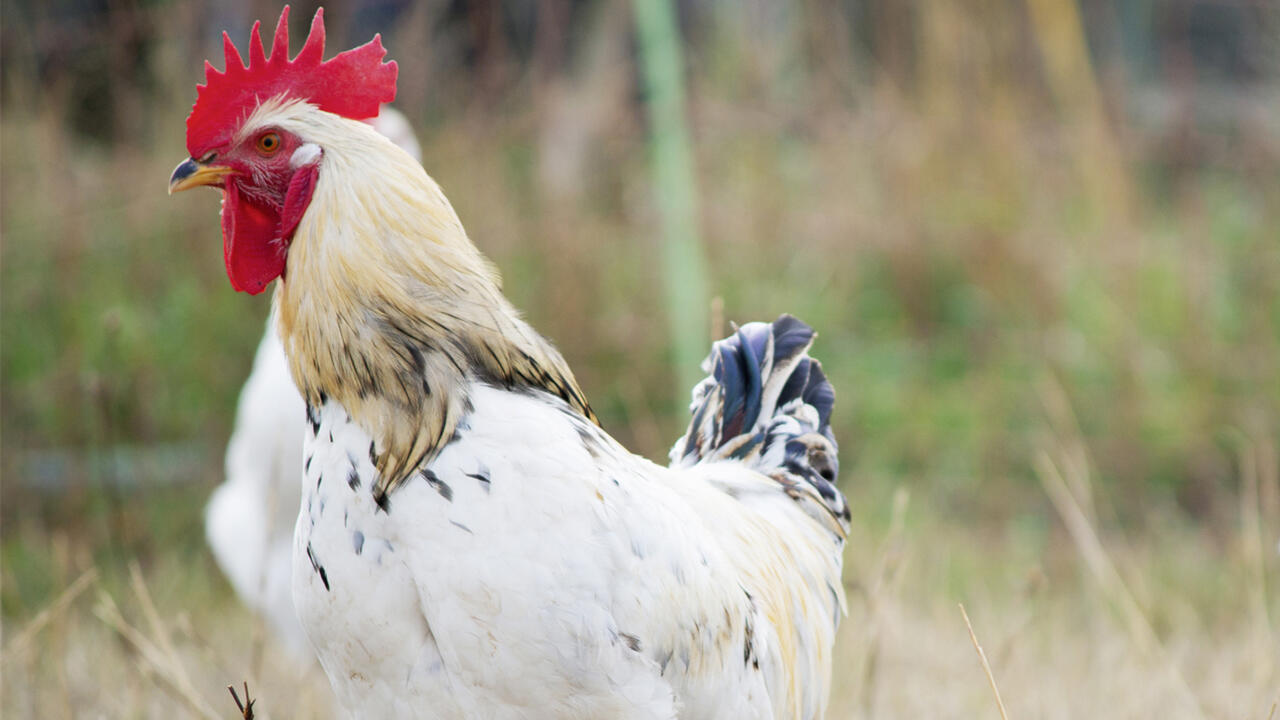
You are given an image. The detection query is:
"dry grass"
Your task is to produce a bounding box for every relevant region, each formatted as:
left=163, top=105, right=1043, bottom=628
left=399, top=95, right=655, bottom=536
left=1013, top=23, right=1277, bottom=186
left=820, top=382, right=1278, bottom=718
left=2, top=558, right=331, bottom=719
left=3, top=463, right=1275, bottom=719
left=827, top=495, right=1276, bottom=719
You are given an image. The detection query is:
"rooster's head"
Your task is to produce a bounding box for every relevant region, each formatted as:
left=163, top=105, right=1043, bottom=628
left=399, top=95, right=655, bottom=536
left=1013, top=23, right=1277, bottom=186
left=168, top=6, right=397, bottom=294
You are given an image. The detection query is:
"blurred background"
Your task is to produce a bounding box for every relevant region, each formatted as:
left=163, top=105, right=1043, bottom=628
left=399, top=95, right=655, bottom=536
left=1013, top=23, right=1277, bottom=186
left=2, top=0, right=1278, bottom=717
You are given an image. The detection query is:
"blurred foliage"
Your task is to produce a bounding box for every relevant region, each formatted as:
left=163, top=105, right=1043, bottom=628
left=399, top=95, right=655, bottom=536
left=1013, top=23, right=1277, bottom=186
left=2, top=0, right=1279, bottom=553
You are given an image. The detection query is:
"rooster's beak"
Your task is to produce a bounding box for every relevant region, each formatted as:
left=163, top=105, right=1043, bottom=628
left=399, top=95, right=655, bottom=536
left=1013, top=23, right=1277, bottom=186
left=168, top=158, right=235, bottom=194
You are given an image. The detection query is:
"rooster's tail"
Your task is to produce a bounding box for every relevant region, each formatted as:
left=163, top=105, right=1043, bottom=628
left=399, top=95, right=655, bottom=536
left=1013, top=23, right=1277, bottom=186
left=669, top=314, right=849, bottom=529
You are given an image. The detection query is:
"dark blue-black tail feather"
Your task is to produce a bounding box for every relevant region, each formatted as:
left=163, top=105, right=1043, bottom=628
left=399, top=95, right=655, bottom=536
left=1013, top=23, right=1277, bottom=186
left=670, top=314, right=848, bottom=528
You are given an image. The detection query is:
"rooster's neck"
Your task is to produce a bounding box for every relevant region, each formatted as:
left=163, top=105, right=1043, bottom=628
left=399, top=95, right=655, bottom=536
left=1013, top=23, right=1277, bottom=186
left=272, top=116, right=594, bottom=502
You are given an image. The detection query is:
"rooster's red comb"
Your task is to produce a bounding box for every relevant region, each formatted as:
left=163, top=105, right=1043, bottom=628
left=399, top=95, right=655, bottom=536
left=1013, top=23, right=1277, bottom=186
left=186, top=6, right=397, bottom=156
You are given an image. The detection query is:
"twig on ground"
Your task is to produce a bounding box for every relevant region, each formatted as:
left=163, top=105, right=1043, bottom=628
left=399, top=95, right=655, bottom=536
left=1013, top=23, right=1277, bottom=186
left=228, top=681, right=256, bottom=719
left=959, top=603, right=1010, bottom=720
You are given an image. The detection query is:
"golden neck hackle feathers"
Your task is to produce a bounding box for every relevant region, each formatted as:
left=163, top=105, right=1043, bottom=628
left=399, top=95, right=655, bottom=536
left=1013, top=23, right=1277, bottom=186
left=256, top=102, right=594, bottom=501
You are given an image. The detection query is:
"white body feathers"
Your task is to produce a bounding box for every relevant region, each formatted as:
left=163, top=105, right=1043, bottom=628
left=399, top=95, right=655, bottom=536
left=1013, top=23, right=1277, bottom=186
left=296, top=383, right=843, bottom=719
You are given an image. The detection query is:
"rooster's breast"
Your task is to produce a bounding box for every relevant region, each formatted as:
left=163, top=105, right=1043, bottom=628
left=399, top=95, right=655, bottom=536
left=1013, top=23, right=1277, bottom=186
left=292, top=385, right=702, bottom=719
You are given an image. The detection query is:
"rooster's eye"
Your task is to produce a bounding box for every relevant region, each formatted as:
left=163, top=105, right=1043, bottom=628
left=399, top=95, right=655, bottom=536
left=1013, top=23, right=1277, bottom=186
left=257, top=132, right=281, bottom=156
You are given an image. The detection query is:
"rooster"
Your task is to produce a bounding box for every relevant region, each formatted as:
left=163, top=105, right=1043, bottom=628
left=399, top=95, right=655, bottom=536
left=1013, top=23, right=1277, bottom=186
left=205, top=106, right=422, bottom=658
left=170, top=8, right=849, bottom=719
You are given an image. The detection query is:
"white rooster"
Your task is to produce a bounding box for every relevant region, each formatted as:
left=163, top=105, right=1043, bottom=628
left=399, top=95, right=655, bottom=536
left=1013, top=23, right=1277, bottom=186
left=173, top=8, right=848, bottom=718
left=205, top=105, right=422, bottom=657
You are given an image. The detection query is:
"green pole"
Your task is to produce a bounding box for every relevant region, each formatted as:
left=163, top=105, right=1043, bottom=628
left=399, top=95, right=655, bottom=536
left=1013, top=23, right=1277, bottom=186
left=632, top=0, right=711, bottom=404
